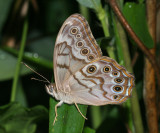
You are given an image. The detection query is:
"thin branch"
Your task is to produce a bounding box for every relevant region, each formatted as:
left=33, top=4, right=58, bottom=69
left=144, top=0, right=158, bottom=132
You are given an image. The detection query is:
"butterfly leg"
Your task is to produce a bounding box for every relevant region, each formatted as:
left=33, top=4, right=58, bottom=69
left=74, top=102, right=87, bottom=120
left=53, top=101, right=63, bottom=125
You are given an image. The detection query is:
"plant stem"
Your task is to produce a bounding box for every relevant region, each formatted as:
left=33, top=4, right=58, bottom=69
left=97, top=6, right=110, bottom=37
left=79, top=4, right=90, bottom=21
left=10, top=19, right=28, bottom=102
left=143, top=0, right=158, bottom=132
left=90, top=106, right=102, bottom=129
left=112, top=10, right=144, bottom=133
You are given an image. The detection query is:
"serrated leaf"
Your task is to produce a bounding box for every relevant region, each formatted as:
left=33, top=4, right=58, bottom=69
left=123, top=3, right=154, bottom=48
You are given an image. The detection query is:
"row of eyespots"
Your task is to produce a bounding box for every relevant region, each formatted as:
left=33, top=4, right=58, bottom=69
left=87, top=65, right=124, bottom=83
left=112, top=86, right=124, bottom=100
left=70, top=27, right=95, bottom=61
left=87, top=65, right=118, bottom=75
left=87, top=65, right=113, bottom=74
left=80, top=47, right=95, bottom=61
left=70, top=27, right=82, bottom=39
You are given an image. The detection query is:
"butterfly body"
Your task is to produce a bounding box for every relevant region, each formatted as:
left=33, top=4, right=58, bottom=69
left=46, top=83, right=74, bottom=104
left=45, top=14, right=135, bottom=124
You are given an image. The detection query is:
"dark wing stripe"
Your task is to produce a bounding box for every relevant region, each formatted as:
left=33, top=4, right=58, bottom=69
left=79, top=69, right=112, bottom=100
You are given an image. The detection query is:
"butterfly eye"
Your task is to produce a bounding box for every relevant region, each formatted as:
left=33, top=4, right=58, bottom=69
left=112, top=71, right=118, bottom=76
left=113, top=95, right=119, bottom=100
left=70, top=27, right=78, bottom=34
left=113, top=86, right=123, bottom=92
left=87, top=54, right=95, bottom=61
left=87, top=65, right=96, bottom=73
left=76, top=41, right=84, bottom=47
left=103, top=66, right=111, bottom=73
left=114, top=78, right=123, bottom=83
left=76, top=34, right=81, bottom=38
left=81, top=48, right=89, bottom=55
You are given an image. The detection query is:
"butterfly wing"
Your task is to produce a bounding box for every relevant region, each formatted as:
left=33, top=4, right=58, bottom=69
left=65, top=56, right=135, bottom=105
left=54, top=14, right=102, bottom=90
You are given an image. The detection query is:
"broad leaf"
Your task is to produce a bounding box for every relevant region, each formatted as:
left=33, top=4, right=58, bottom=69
left=0, top=102, right=48, bottom=133
left=123, top=3, right=154, bottom=48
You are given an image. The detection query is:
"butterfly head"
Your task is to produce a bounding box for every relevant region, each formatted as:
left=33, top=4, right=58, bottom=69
left=45, top=83, right=56, bottom=96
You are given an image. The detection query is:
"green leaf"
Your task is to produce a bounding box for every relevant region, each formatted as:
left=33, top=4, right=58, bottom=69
left=76, top=0, right=101, bottom=10
left=123, top=3, right=154, bottom=48
left=0, top=102, right=48, bottom=133
left=83, top=127, right=96, bottom=133
left=0, top=49, right=32, bottom=81
left=49, top=98, right=87, bottom=133
left=27, top=35, right=55, bottom=60
left=0, top=0, right=13, bottom=33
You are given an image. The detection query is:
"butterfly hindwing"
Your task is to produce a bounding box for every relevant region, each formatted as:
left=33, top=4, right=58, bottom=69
left=66, top=56, right=135, bottom=105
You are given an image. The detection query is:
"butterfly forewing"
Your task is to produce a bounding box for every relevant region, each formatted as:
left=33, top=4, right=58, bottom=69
left=54, top=14, right=102, bottom=91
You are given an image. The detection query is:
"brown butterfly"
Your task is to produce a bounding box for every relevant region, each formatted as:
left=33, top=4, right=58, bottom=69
left=27, top=14, right=135, bottom=125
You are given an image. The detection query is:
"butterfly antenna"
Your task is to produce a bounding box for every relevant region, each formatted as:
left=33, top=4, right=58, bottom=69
left=22, top=62, right=51, bottom=84
left=31, top=77, right=50, bottom=83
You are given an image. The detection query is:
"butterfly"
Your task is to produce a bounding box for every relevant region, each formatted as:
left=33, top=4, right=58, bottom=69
left=44, top=13, right=135, bottom=125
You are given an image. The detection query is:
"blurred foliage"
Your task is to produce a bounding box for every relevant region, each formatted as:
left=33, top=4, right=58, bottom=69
left=123, top=2, right=154, bottom=48
left=0, top=102, right=48, bottom=133
left=0, top=0, right=157, bottom=133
